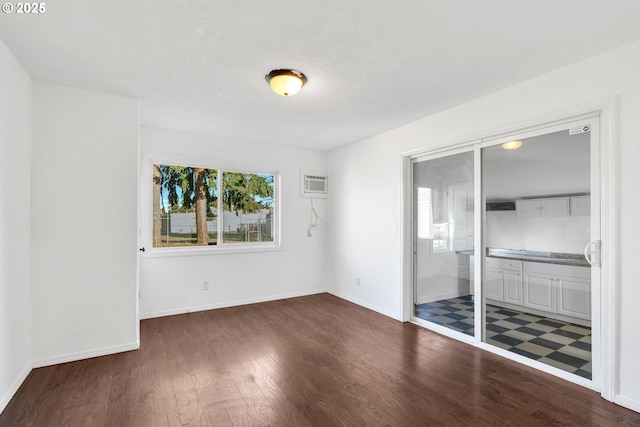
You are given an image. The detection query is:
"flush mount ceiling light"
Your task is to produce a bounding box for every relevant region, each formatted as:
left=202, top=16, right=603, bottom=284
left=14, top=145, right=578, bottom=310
left=265, top=69, right=307, bottom=96
left=502, top=140, right=523, bottom=150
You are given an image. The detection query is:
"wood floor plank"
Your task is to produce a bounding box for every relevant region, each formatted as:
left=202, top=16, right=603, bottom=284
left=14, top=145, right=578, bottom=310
left=171, top=370, right=210, bottom=426
left=190, top=372, right=234, bottom=427
left=1, top=293, right=640, bottom=426
left=210, top=367, right=260, bottom=427
left=47, top=357, right=113, bottom=427
left=1, top=367, right=57, bottom=427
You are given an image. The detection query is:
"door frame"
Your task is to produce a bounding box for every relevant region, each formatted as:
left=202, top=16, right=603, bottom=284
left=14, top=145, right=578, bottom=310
left=401, top=97, right=618, bottom=400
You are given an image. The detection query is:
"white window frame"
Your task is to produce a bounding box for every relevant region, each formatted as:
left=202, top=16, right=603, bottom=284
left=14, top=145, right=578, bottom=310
left=141, top=154, right=282, bottom=257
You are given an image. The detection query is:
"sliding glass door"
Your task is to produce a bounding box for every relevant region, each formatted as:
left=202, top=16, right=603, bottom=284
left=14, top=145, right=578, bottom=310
left=412, top=151, right=474, bottom=336
left=409, top=116, right=601, bottom=387
left=481, top=119, right=598, bottom=380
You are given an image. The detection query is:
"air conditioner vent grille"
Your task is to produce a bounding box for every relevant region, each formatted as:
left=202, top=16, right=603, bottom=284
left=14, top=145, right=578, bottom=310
left=300, top=170, right=328, bottom=198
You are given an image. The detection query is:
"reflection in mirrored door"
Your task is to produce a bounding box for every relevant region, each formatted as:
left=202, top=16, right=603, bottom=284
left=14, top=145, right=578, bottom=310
left=413, top=151, right=474, bottom=336
left=482, top=124, right=594, bottom=379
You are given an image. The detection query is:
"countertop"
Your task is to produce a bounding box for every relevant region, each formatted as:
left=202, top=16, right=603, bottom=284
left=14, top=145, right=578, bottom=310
left=456, top=248, right=590, bottom=268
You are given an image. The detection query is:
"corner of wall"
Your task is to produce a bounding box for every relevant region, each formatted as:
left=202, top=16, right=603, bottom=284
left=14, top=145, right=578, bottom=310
left=0, top=37, right=33, bottom=415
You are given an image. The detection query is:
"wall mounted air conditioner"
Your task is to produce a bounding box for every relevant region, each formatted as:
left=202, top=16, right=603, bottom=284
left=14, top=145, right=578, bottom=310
left=300, top=170, right=328, bottom=198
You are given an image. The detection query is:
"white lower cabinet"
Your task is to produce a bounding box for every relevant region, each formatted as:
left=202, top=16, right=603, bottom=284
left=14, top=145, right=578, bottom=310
left=485, top=258, right=591, bottom=322
left=556, top=275, right=591, bottom=320
left=523, top=272, right=556, bottom=312
left=484, top=258, right=521, bottom=304
left=485, top=266, right=503, bottom=301
left=503, top=269, right=523, bottom=305
left=522, top=261, right=591, bottom=321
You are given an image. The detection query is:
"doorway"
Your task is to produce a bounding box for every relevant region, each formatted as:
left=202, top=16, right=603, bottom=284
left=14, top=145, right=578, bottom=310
left=408, top=114, right=605, bottom=391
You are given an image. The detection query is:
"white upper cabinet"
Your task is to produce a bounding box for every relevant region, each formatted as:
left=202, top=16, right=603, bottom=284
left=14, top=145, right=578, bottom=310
left=570, top=195, right=590, bottom=216
left=540, top=197, right=570, bottom=216
left=515, top=199, right=541, bottom=217
left=516, top=197, right=569, bottom=217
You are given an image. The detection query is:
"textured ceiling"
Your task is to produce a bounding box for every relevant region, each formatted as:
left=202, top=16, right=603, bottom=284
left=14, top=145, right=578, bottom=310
left=2, top=1, right=640, bottom=151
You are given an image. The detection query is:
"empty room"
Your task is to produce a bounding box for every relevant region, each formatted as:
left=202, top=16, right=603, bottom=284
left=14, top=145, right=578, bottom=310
left=2, top=1, right=640, bottom=425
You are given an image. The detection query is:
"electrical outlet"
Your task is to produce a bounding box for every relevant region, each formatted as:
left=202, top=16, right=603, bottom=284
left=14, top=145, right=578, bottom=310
left=356, top=277, right=361, bottom=287
left=203, top=280, right=209, bottom=291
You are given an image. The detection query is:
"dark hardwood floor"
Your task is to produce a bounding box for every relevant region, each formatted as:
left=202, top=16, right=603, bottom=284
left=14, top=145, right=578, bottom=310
left=1, top=293, right=639, bottom=426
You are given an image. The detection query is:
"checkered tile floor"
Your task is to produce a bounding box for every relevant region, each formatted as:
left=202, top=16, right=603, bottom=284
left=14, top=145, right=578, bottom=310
left=415, top=295, right=476, bottom=336
left=415, top=295, right=592, bottom=379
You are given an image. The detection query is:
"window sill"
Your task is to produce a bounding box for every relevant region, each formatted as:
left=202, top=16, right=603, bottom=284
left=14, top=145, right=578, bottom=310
left=142, top=243, right=283, bottom=258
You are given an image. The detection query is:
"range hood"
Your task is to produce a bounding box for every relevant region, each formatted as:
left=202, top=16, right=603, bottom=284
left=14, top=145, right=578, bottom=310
left=486, top=201, right=516, bottom=211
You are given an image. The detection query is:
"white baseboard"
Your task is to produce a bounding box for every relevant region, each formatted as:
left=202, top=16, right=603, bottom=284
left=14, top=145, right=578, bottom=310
left=0, top=363, right=31, bottom=415
left=614, top=394, right=640, bottom=414
left=326, top=289, right=401, bottom=321
left=140, top=288, right=326, bottom=320
left=32, top=341, right=140, bottom=369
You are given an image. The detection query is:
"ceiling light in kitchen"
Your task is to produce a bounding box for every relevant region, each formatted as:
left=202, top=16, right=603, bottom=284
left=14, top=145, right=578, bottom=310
left=502, top=140, right=523, bottom=150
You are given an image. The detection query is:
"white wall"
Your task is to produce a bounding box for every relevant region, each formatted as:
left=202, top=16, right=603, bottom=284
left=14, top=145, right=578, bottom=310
left=326, top=137, right=403, bottom=318
left=139, top=127, right=327, bottom=318
left=31, top=82, right=139, bottom=366
left=327, top=40, right=640, bottom=410
left=0, top=39, right=32, bottom=413
left=486, top=211, right=590, bottom=253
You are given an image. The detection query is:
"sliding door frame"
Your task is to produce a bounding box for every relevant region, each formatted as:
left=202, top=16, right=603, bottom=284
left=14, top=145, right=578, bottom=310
left=401, top=97, right=617, bottom=400
left=476, top=116, right=600, bottom=391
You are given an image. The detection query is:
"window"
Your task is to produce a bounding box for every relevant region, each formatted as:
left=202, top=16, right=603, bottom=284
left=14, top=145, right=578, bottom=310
left=431, top=222, right=450, bottom=252
left=416, top=186, right=450, bottom=253
left=416, top=187, right=434, bottom=239
left=152, top=163, right=277, bottom=250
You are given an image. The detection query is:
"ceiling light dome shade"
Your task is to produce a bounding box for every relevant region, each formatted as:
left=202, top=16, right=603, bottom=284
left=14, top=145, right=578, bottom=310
left=502, top=140, right=523, bottom=150
left=266, top=69, right=307, bottom=96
